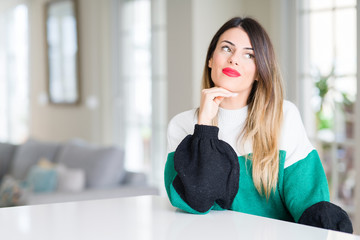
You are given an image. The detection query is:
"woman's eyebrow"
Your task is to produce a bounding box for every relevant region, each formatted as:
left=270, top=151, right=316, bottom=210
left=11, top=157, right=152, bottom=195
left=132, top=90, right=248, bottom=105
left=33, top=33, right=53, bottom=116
left=244, top=47, right=254, bottom=51
left=221, top=40, right=254, bottom=51
left=221, top=40, right=235, bottom=46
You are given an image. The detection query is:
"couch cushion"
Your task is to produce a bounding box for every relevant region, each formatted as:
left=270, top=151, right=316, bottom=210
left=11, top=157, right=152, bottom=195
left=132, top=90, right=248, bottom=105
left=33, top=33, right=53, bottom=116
left=0, top=142, right=17, bottom=181
left=56, top=164, right=85, bottom=192
left=57, top=140, right=125, bottom=189
left=122, top=171, right=147, bottom=186
left=10, top=139, right=61, bottom=180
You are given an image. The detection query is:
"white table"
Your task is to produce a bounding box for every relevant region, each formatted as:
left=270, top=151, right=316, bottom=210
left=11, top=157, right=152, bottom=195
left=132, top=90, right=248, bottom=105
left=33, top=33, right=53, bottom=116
left=0, top=195, right=358, bottom=240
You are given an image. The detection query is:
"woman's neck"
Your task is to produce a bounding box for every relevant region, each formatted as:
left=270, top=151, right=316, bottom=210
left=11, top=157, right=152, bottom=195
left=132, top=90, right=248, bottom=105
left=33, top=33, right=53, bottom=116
left=220, top=93, right=248, bottom=110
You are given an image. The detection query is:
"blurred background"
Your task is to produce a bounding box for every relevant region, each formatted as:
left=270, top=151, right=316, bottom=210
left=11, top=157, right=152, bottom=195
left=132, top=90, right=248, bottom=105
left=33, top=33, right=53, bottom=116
left=0, top=0, right=359, bottom=233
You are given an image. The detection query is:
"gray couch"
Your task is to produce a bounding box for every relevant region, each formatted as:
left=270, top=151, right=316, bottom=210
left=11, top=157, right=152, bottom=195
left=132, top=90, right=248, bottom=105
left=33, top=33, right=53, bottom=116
left=0, top=138, right=158, bottom=207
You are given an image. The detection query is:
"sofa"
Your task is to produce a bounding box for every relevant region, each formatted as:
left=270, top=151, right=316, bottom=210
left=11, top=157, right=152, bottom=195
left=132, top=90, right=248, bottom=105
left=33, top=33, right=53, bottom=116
left=0, top=138, right=158, bottom=207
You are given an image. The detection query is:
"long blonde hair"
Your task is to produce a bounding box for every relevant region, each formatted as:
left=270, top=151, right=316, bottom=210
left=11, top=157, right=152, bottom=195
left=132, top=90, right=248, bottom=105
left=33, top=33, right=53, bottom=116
left=201, top=17, right=284, bottom=198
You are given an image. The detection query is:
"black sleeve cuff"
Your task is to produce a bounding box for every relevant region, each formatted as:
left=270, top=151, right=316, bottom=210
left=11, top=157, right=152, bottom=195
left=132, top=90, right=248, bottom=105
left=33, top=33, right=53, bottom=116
left=193, top=124, right=219, bottom=139
left=173, top=124, right=239, bottom=213
left=298, top=201, right=353, bottom=233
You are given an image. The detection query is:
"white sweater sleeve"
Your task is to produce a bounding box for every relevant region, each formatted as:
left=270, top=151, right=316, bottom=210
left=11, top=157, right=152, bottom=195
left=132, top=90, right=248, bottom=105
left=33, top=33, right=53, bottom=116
left=167, top=109, right=197, bottom=153
left=280, top=101, right=315, bottom=168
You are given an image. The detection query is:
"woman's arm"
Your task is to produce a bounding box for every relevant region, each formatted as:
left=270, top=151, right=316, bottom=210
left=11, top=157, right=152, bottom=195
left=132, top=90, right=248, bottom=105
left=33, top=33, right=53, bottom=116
left=283, top=150, right=353, bottom=233
left=165, top=124, right=240, bottom=213
left=165, top=87, right=240, bottom=213
left=281, top=102, right=353, bottom=233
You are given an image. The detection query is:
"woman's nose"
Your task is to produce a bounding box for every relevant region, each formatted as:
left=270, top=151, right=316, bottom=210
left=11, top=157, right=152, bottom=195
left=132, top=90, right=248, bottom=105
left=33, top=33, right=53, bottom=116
left=228, top=56, right=238, bottom=65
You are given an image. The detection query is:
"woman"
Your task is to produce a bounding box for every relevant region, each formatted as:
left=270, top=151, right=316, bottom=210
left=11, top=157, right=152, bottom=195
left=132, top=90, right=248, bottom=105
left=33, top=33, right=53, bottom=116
left=164, top=17, right=352, bottom=233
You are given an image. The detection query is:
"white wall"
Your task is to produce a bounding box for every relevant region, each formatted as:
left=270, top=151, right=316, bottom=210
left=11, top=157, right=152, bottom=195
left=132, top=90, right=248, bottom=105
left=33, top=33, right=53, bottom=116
left=28, top=0, right=112, bottom=144
left=166, top=0, right=193, bottom=121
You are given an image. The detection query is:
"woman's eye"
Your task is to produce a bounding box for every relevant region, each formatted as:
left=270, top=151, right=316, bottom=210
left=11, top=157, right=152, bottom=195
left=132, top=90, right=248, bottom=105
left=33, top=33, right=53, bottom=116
left=244, top=53, right=254, bottom=59
left=222, top=46, right=231, bottom=52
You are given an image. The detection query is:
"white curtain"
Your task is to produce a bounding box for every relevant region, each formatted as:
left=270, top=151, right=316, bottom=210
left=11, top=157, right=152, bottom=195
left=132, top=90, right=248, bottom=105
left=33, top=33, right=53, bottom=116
left=0, top=1, right=29, bottom=143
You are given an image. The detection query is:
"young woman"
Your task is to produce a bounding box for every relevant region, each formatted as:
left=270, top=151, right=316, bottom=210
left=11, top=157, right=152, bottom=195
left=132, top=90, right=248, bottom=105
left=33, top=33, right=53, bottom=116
left=164, top=17, right=352, bottom=233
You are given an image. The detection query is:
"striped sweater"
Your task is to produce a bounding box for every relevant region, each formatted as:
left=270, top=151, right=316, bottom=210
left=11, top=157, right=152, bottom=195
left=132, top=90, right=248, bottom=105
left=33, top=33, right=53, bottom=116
left=164, top=100, right=352, bottom=233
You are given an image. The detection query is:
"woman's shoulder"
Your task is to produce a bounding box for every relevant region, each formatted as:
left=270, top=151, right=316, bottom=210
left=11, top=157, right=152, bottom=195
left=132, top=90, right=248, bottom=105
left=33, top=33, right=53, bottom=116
left=168, top=108, right=198, bottom=137
left=281, top=100, right=306, bottom=134
left=168, top=108, right=198, bottom=129
left=283, top=100, right=301, bottom=118
left=280, top=100, right=315, bottom=167
left=282, top=100, right=305, bottom=128
left=167, top=108, right=198, bottom=153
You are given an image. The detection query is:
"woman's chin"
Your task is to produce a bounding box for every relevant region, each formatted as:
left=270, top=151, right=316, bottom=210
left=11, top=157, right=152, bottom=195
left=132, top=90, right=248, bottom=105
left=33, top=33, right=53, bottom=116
left=215, top=84, right=237, bottom=92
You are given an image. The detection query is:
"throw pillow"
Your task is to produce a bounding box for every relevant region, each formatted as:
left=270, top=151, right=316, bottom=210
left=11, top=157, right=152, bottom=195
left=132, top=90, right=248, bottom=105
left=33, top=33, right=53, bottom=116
left=57, top=140, right=125, bottom=189
left=56, top=164, right=85, bottom=192
left=0, top=142, right=17, bottom=182
left=26, top=159, right=58, bottom=193
left=10, top=138, right=61, bottom=180
left=0, top=175, right=29, bottom=207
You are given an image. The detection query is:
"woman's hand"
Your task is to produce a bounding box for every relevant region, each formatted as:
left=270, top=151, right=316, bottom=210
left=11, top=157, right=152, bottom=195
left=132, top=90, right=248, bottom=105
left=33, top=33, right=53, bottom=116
left=198, top=87, right=238, bottom=125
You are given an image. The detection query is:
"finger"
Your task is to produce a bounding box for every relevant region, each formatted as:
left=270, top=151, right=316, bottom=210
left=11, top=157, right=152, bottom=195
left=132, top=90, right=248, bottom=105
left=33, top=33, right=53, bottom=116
left=203, top=88, right=238, bottom=98
left=213, top=96, right=225, bottom=105
left=204, top=87, right=237, bottom=95
left=203, top=91, right=237, bottom=100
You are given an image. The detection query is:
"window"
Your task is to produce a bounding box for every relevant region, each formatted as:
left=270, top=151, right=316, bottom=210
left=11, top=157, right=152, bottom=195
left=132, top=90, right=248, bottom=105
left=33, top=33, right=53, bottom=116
left=0, top=3, right=29, bottom=143
left=113, top=0, right=167, bottom=186
left=115, top=0, right=152, bottom=172
left=298, top=0, right=357, bottom=218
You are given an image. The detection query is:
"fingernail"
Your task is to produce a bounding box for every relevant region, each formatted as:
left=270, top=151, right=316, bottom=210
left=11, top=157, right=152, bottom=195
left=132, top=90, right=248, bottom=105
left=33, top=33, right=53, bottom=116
left=232, top=93, right=238, bottom=97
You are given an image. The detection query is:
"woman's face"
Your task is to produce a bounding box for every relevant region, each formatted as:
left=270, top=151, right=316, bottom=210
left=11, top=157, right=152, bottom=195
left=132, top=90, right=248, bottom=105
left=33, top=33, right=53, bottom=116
left=208, top=27, right=257, bottom=94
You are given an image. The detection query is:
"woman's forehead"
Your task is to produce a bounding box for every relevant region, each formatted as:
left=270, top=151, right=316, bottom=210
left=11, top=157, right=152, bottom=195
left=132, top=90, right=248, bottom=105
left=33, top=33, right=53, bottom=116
left=218, top=27, right=253, bottom=48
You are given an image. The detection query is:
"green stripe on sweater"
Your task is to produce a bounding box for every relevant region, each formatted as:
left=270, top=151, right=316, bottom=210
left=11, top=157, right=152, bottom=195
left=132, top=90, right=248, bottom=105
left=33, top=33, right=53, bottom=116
left=164, top=149, right=329, bottom=222
left=283, top=149, right=330, bottom=222
left=230, top=151, right=293, bottom=221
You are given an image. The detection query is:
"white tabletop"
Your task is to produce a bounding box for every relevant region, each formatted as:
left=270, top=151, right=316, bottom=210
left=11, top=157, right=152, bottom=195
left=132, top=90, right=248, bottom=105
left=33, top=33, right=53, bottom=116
left=0, top=195, right=358, bottom=240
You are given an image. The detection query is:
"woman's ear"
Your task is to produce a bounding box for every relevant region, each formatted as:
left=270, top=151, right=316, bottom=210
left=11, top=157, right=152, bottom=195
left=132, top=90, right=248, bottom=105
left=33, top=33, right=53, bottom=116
left=208, top=58, right=213, bottom=68
left=254, top=72, right=259, bottom=81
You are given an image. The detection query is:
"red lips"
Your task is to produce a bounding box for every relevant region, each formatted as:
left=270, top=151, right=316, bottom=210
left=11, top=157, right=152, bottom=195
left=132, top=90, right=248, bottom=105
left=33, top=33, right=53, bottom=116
left=222, top=67, right=241, bottom=77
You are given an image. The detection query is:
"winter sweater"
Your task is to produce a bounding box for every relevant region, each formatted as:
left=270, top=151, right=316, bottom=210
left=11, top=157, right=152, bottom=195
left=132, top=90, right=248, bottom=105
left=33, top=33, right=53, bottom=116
left=164, top=100, right=352, bottom=233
